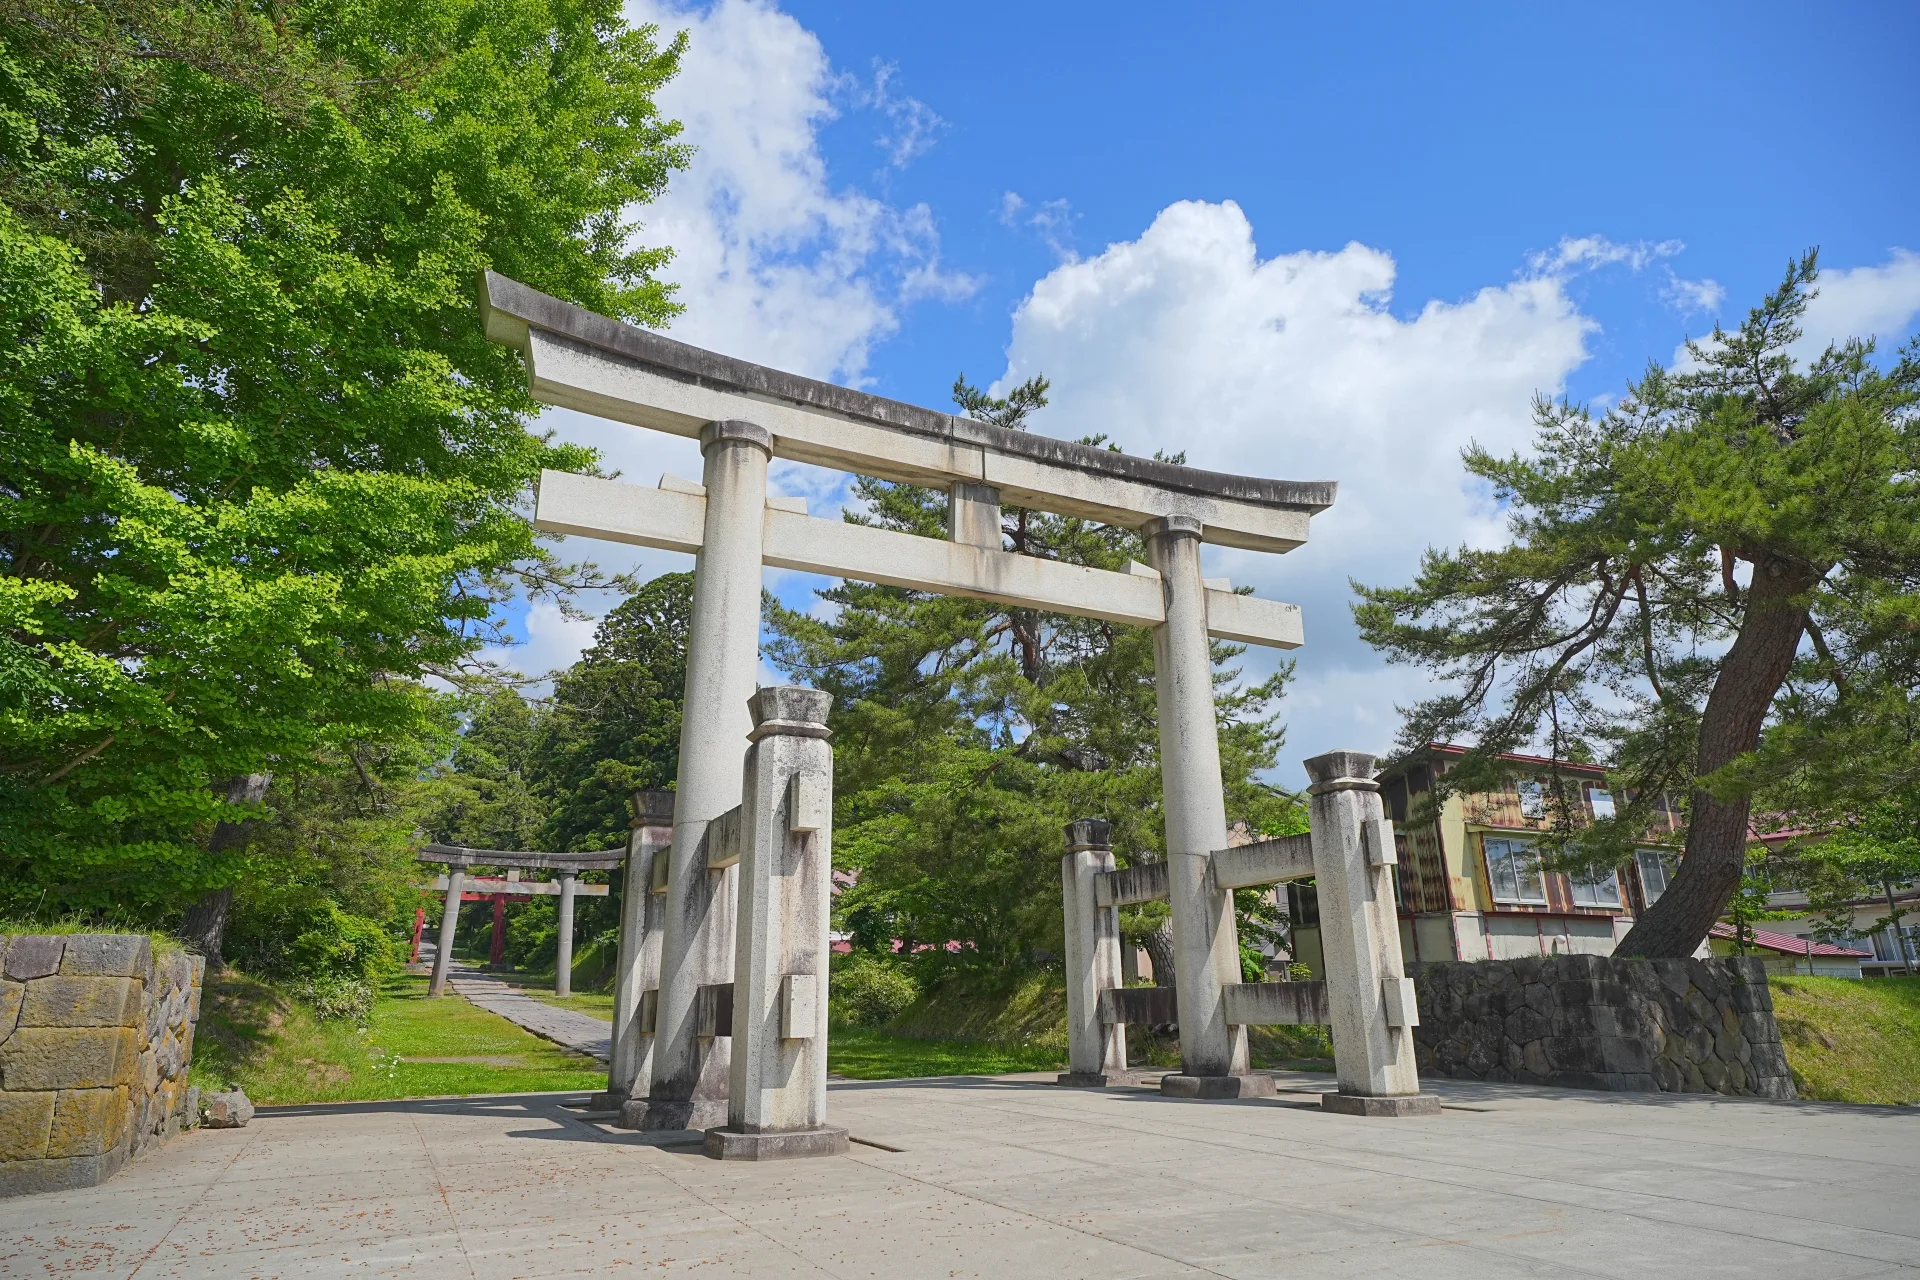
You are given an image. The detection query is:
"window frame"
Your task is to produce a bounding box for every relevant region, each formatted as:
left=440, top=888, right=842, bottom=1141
left=1569, top=866, right=1623, bottom=909
left=1517, top=778, right=1546, bottom=820
left=1635, top=848, right=1673, bottom=904
left=1484, top=836, right=1549, bottom=906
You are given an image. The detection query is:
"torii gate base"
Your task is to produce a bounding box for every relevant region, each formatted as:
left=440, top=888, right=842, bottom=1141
left=1057, top=749, right=1440, bottom=1117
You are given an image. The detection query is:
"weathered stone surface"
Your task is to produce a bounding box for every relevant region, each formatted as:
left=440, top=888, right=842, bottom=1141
left=58, top=935, right=152, bottom=978
left=1159, top=1074, right=1278, bottom=1099
left=203, top=1089, right=254, bottom=1129
left=1413, top=955, right=1793, bottom=1099
left=4, top=936, right=65, bottom=982
left=0, top=1026, right=137, bottom=1090
left=702, top=1124, right=848, bottom=1160
left=0, top=979, right=23, bottom=1045
left=19, top=975, right=143, bottom=1028
left=1320, top=1092, right=1441, bottom=1117
left=47, top=1087, right=130, bottom=1158
left=1, top=934, right=205, bottom=1198
left=0, top=1089, right=55, bottom=1161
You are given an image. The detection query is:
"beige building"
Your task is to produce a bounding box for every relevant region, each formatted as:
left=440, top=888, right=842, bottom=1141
left=1293, top=744, right=1681, bottom=972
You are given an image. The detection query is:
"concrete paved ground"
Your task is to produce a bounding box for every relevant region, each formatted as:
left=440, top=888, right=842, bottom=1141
left=2, top=1072, right=1915, bottom=1279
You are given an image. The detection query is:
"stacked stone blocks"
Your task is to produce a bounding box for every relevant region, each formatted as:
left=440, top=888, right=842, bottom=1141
left=0, top=933, right=206, bottom=1196
left=1412, top=954, right=1794, bottom=1099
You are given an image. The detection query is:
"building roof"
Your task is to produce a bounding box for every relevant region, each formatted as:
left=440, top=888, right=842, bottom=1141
left=1384, top=743, right=1611, bottom=779
left=1707, top=923, right=1871, bottom=958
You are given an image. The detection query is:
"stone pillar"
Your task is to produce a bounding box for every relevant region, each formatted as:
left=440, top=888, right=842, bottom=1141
left=1145, top=516, right=1264, bottom=1097
left=641, top=420, right=771, bottom=1132
left=1058, top=819, right=1130, bottom=1087
left=1305, top=749, right=1438, bottom=1117
left=555, top=872, right=578, bottom=999
left=429, top=867, right=464, bottom=996
left=609, top=791, right=675, bottom=1111
left=703, top=687, right=848, bottom=1160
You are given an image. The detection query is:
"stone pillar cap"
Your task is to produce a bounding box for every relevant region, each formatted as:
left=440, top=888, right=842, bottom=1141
left=1064, top=818, right=1112, bottom=850
left=629, top=788, right=676, bottom=824
left=1304, top=749, right=1380, bottom=795
left=1142, top=514, right=1204, bottom=540
left=700, top=419, right=773, bottom=455
left=747, top=685, right=833, bottom=740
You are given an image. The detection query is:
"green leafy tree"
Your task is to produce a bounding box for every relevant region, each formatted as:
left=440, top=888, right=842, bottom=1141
left=767, top=375, right=1300, bottom=980
left=534, top=571, right=691, bottom=852
left=1355, top=252, right=1920, bottom=957
left=0, top=0, right=689, bottom=944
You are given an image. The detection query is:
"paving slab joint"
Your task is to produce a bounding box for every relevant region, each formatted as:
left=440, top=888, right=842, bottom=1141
left=1319, top=1092, right=1442, bottom=1117
left=703, top=1125, right=849, bottom=1160
left=1159, top=1073, right=1278, bottom=1100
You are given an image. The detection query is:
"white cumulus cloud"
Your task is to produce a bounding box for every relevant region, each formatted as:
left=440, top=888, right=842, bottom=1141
left=994, top=200, right=1599, bottom=776
left=488, top=0, right=975, bottom=680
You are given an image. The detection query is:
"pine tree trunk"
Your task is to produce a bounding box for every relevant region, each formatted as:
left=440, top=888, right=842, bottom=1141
left=177, top=773, right=272, bottom=967
left=1142, top=918, right=1175, bottom=990
left=1616, top=556, right=1825, bottom=958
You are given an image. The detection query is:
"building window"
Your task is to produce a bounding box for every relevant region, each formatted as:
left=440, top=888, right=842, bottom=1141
left=1636, top=849, right=1673, bottom=903
left=1588, top=787, right=1616, bottom=820
left=1485, top=838, right=1548, bottom=905
left=1517, top=779, right=1546, bottom=819
left=1570, top=868, right=1623, bottom=908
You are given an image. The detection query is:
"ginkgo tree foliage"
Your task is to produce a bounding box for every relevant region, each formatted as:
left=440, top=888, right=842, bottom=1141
left=0, top=0, right=688, bottom=928
left=1355, top=253, right=1920, bottom=958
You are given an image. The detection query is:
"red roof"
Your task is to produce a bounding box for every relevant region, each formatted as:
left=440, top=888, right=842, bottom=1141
left=1708, top=923, right=1870, bottom=958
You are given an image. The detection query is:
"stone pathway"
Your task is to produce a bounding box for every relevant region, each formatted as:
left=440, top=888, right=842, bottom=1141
left=420, top=945, right=612, bottom=1064
left=4, top=1074, right=1916, bottom=1277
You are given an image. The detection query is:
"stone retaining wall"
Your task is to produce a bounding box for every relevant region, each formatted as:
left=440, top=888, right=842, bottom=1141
left=1412, top=954, right=1795, bottom=1098
left=0, top=934, right=206, bottom=1196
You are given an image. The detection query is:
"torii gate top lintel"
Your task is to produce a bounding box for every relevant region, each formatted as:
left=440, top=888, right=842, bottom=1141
left=479, top=271, right=1336, bottom=554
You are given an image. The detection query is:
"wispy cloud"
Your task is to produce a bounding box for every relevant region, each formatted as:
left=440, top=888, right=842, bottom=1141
left=862, top=60, right=943, bottom=169
left=1001, top=191, right=1078, bottom=262
left=1525, top=235, right=1684, bottom=278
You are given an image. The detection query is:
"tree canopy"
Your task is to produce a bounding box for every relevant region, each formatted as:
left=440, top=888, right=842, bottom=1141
left=1355, top=253, right=1920, bottom=957
left=0, top=0, right=688, bottom=921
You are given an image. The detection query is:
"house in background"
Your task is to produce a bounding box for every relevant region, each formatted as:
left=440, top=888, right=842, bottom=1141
left=1705, top=923, right=1870, bottom=978
left=1742, top=830, right=1920, bottom=978
left=1292, top=743, right=1686, bottom=973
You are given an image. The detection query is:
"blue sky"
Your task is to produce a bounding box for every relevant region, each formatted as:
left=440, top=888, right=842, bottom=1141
left=502, top=0, right=1920, bottom=784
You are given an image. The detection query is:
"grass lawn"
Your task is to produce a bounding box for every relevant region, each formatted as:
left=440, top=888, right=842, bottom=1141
left=191, top=972, right=608, bottom=1104
left=827, top=1025, right=1065, bottom=1079
left=1771, top=974, right=1920, bottom=1106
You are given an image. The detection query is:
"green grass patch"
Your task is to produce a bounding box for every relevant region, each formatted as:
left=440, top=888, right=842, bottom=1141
left=828, top=1024, right=1065, bottom=1079
left=1771, top=975, right=1920, bottom=1106
left=191, top=971, right=607, bottom=1104
left=1, top=919, right=190, bottom=959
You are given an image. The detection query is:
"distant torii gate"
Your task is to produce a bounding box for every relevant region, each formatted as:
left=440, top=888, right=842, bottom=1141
left=477, top=271, right=1434, bottom=1149
left=418, top=844, right=622, bottom=998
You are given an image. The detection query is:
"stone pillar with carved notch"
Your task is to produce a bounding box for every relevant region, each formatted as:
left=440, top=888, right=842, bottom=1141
left=607, top=790, right=675, bottom=1112
left=703, top=687, right=847, bottom=1160
left=1058, top=818, right=1132, bottom=1087
left=1305, top=749, right=1439, bottom=1116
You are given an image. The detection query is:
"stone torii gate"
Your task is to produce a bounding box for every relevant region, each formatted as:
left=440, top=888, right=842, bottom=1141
left=418, top=845, right=620, bottom=998
left=479, top=272, right=1334, bottom=1130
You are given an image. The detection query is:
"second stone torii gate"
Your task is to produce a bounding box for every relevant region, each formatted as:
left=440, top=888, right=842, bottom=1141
left=479, top=272, right=1337, bottom=1125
